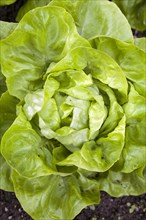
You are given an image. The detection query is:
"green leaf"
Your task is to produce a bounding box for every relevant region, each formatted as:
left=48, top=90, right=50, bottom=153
left=0, top=21, right=17, bottom=96
left=88, top=99, right=107, bottom=139
left=98, top=167, right=146, bottom=197
left=0, top=154, right=14, bottom=192
left=1, top=6, right=90, bottom=100
left=0, top=20, right=17, bottom=95
left=49, top=0, right=133, bottom=43
left=23, top=89, right=44, bottom=120
left=39, top=98, right=61, bottom=131
left=0, top=92, right=18, bottom=192
left=122, top=84, right=146, bottom=172
left=0, top=91, right=18, bottom=139
left=12, top=170, right=100, bottom=220
left=113, top=0, right=146, bottom=31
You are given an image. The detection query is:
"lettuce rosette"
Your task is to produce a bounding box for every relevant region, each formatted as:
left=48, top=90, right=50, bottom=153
left=0, top=2, right=146, bottom=220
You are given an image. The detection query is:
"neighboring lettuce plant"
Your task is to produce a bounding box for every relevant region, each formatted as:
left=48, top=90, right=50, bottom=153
left=0, top=1, right=146, bottom=220
left=113, top=0, right=146, bottom=31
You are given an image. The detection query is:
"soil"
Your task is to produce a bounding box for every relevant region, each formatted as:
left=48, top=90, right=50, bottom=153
left=0, top=0, right=146, bottom=220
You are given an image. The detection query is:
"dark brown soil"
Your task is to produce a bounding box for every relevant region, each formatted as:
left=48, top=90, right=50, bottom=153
left=0, top=0, right=146, bottom=220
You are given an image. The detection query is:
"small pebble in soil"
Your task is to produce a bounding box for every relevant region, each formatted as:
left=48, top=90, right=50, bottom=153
left=127, top=202, right=131, bottom=207
left=4, top=207, right=8, bottom=212
left=91, top=217, right=97, bottom=220
left=89, top=205, right=96, bottom=211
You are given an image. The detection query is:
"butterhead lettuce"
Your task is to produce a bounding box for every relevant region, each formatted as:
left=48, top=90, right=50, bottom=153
left=0, top=1, right=146, bottom=220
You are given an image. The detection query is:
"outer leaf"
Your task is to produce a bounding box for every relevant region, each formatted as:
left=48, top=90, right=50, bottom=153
left=49, top=0, right=133, bottom=43
left=122, top=84, right=146, bottom=172
left=12, top=170, right=100, bottom=220
left=0, top=91, right=18, bottom=139
left=0, top=21, right=17, bottom=95
left=94, top=36, right=146, bottom=97
left=0, top=20, right=17, bottom=95
left=98, top=167, right=146, bottom=197
left=113, top=0, right=146, bottom=31
left=1, top=6, right=90, bottom=100
left=0, top=92, right=18, bottom=191
left=0, top=154, right=13, bottom=191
